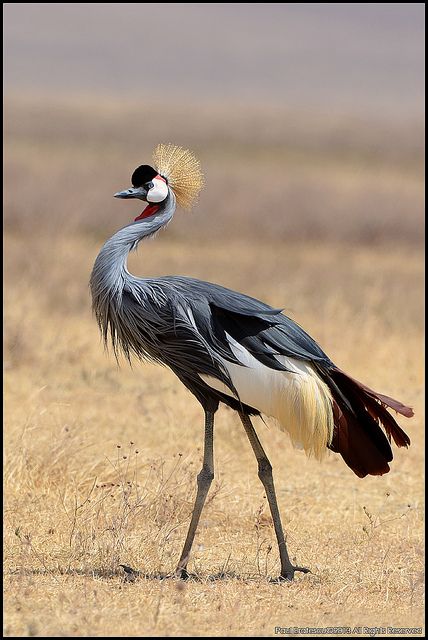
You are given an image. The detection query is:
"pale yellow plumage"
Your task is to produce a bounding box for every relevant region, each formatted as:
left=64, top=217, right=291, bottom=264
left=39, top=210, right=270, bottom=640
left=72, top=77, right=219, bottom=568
left=152, top=143, right=204, bottom=209
left=199, top=335, right=334, bottom=461
left=272, top=363, right=334, bottom=460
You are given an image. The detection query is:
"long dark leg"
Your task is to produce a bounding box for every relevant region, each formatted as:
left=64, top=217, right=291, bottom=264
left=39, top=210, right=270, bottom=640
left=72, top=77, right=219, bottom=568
left=176, top=409, right=214, bottom=577
left=239, top=412, right=310, bottom=581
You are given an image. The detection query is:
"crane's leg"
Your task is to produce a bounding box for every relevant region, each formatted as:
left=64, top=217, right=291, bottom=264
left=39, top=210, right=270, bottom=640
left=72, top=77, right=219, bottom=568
left=176, top=409, right=214, bottom=578
left=239, top=412, right=310, bottom=581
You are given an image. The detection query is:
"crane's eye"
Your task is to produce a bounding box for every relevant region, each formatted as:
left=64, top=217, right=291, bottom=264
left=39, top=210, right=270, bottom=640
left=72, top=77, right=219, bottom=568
left=146, top=182, right=154, bottom=190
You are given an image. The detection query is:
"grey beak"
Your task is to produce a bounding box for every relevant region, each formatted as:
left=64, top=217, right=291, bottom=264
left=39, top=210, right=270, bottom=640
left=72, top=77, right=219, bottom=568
left=114, top=186, right=147, bottom=199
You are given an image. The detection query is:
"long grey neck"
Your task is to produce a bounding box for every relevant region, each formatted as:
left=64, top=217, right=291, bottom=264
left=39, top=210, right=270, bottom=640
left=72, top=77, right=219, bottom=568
left=90, top=192, right=176, bottom=304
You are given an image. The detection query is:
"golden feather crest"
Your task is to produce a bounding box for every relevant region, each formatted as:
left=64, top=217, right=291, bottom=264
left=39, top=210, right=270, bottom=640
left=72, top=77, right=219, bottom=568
left=152, top=143, right=204, bottom=209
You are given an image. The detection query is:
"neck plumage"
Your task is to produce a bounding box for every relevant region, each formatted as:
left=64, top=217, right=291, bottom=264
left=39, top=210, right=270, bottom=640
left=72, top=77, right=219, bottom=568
left=90, top=192, right=175, bottom=312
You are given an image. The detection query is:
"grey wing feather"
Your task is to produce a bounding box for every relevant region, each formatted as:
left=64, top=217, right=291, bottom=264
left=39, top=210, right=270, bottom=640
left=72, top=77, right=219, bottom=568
left=99, top=273, right=333, bottom=405
left=158, top=277, right=334, bottom=369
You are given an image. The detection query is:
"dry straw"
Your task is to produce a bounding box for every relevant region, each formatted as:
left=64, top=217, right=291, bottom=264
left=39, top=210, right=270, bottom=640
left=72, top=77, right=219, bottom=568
left=153, top=143, right=204, bottom=209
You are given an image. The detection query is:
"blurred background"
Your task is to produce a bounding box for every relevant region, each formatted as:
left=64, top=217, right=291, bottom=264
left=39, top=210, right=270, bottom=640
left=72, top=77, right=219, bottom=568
left=3, top=5, right=425, bottom=635
left=4, top=3, right=424, bottom=243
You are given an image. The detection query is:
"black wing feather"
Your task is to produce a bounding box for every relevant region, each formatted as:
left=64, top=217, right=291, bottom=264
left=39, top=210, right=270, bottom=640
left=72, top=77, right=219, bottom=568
left=159, top=277, right=333, bottom=369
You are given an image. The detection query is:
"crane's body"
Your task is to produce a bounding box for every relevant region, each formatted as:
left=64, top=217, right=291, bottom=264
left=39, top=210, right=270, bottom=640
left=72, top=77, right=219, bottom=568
left=90, top=144, right=412, bottom=581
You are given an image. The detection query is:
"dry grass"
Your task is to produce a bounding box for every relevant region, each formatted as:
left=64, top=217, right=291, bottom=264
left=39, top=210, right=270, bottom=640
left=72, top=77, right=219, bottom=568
left=3, top=95, right=424, bottom=636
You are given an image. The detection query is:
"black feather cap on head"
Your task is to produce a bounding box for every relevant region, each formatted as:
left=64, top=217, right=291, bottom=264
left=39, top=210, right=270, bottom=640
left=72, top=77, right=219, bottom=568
left=131, top=165, right=158, bottom=187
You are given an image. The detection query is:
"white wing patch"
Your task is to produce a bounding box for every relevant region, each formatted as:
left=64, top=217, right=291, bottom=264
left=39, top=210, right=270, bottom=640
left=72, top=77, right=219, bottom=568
left=199, top=333, right=334, bottom=460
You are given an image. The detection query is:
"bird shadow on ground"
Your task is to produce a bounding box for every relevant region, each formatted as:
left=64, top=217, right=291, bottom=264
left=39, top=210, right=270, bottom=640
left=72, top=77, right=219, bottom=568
left=7, top=567, right=293, bottom=583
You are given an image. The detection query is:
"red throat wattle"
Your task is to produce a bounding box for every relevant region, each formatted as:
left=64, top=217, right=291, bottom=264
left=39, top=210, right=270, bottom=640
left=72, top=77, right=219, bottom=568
left=134, top=204, right=160, bottom=221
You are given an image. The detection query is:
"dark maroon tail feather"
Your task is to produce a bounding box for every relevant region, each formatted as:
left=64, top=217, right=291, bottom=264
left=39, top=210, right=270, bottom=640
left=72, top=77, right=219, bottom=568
left=317, top=366, right=412, bottom=478
left=340, top=370, right=414, bottom=420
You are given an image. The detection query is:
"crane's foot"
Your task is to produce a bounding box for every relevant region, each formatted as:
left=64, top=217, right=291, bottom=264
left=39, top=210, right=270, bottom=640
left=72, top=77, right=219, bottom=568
left=270, top=564, right=311, bottom=583
left=176, top=567, right=190, bottom=580
left=119, top=564, right=138, bottom=582
left=174, top=567, right=199, bottom=581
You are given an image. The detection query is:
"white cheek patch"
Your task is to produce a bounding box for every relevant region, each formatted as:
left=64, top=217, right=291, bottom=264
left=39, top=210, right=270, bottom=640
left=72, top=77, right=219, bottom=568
left=147, top=176, right=169, bottom=203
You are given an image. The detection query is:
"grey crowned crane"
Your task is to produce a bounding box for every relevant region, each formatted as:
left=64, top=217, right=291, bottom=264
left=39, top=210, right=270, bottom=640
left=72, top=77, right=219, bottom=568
left=90, top=144, right=413, bottom=581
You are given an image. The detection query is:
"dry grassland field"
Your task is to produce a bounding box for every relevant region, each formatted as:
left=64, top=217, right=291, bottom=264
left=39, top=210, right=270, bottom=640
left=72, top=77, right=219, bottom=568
left=4, top=96, right=424, bottom=637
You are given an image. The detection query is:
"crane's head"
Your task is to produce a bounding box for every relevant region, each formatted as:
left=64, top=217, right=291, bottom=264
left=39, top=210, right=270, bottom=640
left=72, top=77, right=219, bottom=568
left=114, top=144, right=204, bottom=221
